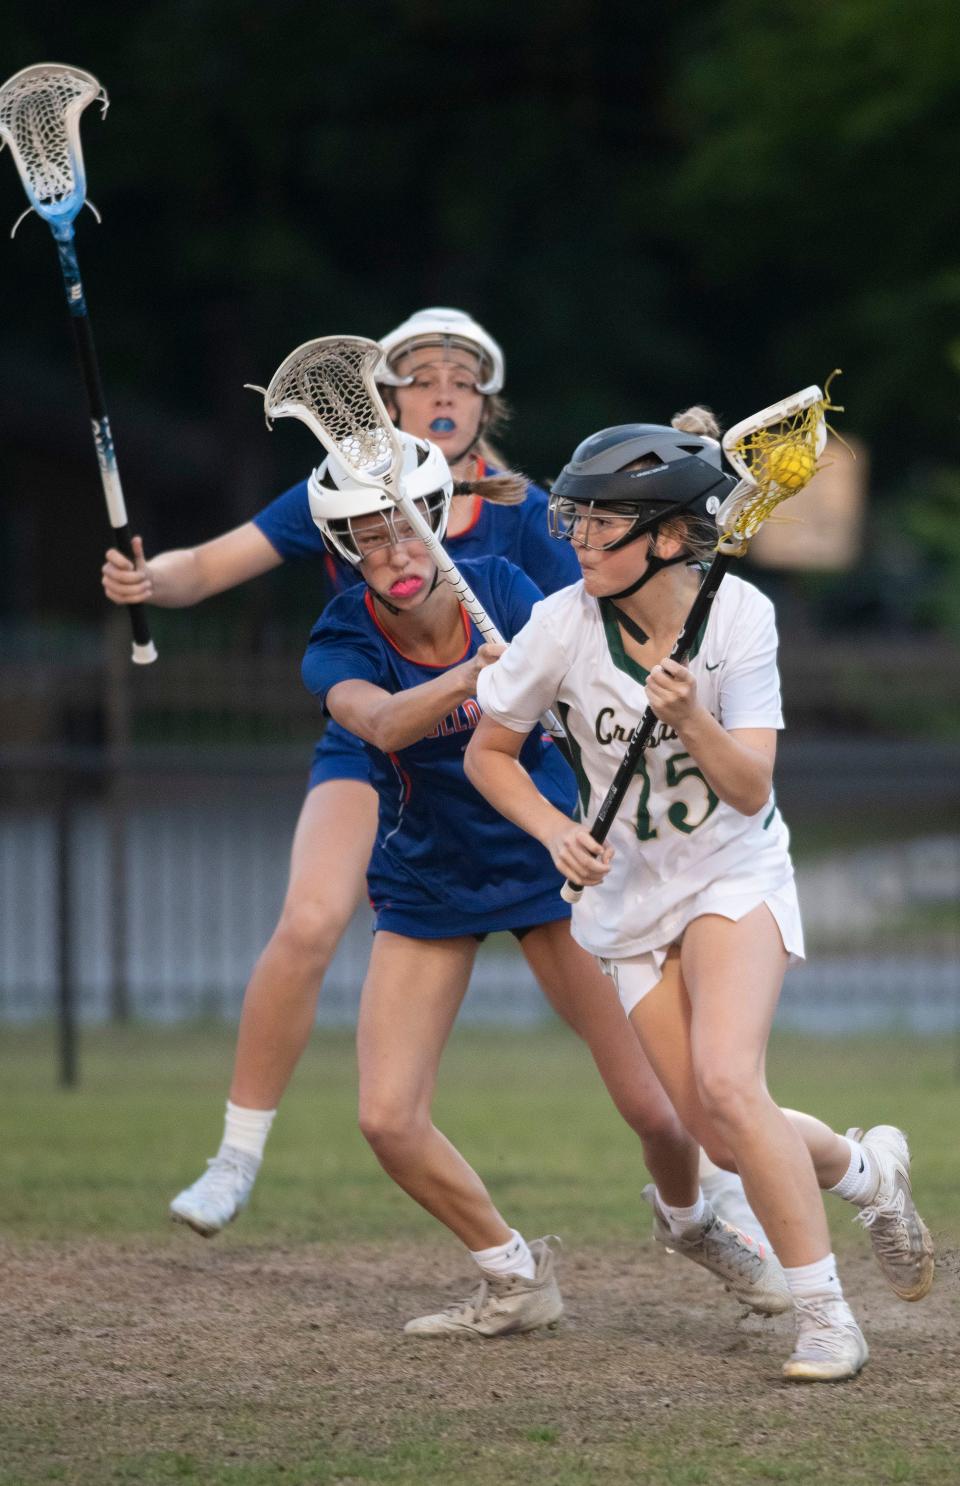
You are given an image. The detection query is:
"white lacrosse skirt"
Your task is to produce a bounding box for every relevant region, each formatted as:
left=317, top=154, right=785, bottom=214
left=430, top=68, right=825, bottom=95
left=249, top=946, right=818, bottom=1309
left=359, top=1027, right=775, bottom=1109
left=598, top=875, right=805, bottom=1018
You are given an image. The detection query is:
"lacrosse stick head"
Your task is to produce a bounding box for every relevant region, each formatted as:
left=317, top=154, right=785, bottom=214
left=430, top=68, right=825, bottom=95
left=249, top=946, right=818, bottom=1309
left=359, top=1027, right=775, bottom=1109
left=259, top=334, right=409, bottom=490
left=717, top=374, right=842, bottom=555
left=258, top=334, right=455, bottom=562
left=0, top=63, right=107, bottom=231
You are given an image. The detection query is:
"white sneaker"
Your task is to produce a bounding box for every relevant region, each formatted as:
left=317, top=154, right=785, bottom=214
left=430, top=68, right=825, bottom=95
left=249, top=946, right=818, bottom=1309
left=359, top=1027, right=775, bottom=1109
left=847, top=1125, right=935, bottom=1301
left=169, top=1146, right=260, bottom=1236
left=782, top=1296, right=869, bottom=1382
left=699, top=1168, right=770, bottom=1248
left=642, top=1185, right=791, bottom=1316
left=403, top=1238, right=563, bottom=1338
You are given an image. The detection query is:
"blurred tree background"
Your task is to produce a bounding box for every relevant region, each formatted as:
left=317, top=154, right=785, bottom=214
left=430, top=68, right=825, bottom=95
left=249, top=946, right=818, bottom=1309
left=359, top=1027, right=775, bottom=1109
left=2, top=0, right=959, bottom=646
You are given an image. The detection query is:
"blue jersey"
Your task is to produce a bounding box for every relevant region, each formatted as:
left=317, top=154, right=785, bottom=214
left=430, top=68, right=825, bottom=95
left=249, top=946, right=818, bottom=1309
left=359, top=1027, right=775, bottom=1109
left=253, top=469, right=580, bottom=599
left=302, top=557, right=575, bottom=934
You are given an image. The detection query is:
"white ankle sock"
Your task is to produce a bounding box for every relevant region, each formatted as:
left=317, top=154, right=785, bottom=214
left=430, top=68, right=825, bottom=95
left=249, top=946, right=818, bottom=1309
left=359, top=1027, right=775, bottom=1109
left=828, top=1137, right=878, bottom=1205
left=220, top=1101, right=275, bottom=1161
left=656, top=1190, right=707, bottom=1235
left=783, top=1253, right=843, bottom=1302
left=470, top=1229, right=535, bottom=1280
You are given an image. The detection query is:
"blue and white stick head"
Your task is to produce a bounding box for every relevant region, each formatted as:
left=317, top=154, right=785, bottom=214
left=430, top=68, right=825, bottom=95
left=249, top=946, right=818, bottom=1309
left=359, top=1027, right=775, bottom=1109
left=0, top=63, right=107, bottom=233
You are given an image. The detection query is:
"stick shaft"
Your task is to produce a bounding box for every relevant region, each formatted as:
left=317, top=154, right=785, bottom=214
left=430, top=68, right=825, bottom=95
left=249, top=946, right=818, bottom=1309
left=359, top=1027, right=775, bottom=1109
left=52, top=227, right=156, bottom=664
left=389, top=489, right=569, bottom=747
left=562, top=553, right=732, bottom=900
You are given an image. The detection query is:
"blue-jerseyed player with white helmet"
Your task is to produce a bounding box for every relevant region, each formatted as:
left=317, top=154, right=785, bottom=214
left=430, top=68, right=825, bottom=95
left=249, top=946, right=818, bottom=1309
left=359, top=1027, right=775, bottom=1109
left=101, top=310, right=578, bottom=1230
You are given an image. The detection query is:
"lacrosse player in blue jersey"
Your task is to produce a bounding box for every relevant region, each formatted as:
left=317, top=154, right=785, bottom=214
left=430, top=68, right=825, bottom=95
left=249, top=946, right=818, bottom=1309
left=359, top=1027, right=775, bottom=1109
left=297, top=429, right=789, bottom=1336
left=101, top=309, right=583, bottom=1234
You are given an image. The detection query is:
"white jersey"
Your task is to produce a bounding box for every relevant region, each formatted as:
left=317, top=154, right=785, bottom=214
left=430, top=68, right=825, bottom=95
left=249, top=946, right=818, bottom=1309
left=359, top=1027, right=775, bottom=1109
left=477, top=574, right=797, bottom=960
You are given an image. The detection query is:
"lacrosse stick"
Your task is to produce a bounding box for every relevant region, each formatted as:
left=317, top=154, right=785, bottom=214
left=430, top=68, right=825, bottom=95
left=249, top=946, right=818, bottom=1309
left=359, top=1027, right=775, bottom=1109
left=251, top=333, right=568, bottom=740
left=0, top=63, right=156, bottom=664
left=561, top=375, right=842, bottom=903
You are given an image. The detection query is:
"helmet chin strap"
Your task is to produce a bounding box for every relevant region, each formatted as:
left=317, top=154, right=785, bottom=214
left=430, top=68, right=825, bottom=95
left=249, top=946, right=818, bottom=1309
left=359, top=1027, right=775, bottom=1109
left=369, top=584, right=402, bottom=617
left=447, top=428, right=484, bottom=467
left=606, top=532, right=691, bottom=601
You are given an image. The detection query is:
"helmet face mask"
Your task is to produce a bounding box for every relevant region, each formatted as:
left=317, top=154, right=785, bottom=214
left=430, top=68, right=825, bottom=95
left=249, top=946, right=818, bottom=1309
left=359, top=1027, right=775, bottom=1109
left=548, top=496, right=654, bottom=552
left=391, top=341, right=486, bottom=388
left=325, top=494, right=448, bottom=567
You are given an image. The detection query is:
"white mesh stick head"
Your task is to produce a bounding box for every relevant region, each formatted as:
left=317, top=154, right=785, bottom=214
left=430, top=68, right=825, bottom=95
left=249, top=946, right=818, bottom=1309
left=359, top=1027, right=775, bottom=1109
left=716, top=377, right=840, bottom=555
left=0, top=63, right=107, bottom=231
left=258, top=335, right=405, bottom=492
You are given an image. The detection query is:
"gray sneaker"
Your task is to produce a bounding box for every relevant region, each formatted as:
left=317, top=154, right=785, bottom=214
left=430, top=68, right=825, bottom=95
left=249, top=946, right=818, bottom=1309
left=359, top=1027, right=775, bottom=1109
left=403, top=1238, right=563, bottom=1338
left=169, top=1146, right=260, bottom=1237
left=847, top=1125, right=935, bottom=1301
left=642, top=1185, right=791, bottom=1316
left=782, top=1296, right=869, bottom=1382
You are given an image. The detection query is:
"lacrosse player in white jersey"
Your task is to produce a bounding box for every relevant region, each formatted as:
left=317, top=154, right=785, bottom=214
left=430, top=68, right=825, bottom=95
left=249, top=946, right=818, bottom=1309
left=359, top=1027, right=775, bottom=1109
left=466, top=411, right=935, bottom=1383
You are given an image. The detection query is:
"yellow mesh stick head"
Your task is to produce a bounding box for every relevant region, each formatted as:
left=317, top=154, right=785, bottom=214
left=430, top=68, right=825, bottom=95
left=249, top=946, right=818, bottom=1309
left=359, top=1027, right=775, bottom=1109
left=717, top=372, right=843, bottom=554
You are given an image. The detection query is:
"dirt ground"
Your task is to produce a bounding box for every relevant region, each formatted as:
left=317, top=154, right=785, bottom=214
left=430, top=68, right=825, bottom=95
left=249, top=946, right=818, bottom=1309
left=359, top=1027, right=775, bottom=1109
left=3, top=1238, right=959, bottom=1484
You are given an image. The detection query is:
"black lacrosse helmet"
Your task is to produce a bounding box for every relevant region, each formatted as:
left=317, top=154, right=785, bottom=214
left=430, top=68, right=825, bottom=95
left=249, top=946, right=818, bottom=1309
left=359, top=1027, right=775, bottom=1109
left=548, top=423, right=738, bottom=551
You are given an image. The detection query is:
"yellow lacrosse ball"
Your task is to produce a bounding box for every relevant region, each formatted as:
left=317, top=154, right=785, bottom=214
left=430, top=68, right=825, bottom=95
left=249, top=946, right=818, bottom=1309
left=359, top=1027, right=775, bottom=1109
left=767, top=443, right=816, bottom=490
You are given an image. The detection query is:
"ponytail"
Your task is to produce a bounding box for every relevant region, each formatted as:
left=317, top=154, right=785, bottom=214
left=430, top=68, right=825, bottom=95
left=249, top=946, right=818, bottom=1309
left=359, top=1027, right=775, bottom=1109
left=671, top=405, right=722, bottom=440
left=453, top=471, right=528, bottom=506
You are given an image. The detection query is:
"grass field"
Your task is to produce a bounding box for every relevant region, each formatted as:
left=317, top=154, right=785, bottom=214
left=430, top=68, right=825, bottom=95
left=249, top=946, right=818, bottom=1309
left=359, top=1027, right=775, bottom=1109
left=2, top=1023, right=958, bottom=1485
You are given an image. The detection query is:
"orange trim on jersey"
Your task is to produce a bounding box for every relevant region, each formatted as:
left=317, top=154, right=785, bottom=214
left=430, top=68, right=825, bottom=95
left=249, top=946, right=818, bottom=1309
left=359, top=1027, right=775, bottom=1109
left=387, top=751, right=413, bottom=803
left=448, top=457, right=489, bottom=538
left=364, top=589, right=472, bottom=669
left=454, top=494, right=484, bottom=537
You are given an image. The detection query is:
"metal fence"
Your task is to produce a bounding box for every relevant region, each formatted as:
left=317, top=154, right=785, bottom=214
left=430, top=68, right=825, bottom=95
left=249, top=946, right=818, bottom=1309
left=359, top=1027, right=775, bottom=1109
left=2, top=617, right=958, bottom=1077
left=2, top=741, right=958, bottom=1060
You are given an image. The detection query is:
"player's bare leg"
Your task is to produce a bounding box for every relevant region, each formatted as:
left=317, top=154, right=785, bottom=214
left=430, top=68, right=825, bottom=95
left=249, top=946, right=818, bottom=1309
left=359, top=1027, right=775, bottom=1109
left=169, top=779, right=377, bottom=1236
left=520, top=920, right=699, bottom=1204
left=698, top=1151, right=769, bottom=1246
left=229, top=779, right=377, bottom=1107
left=358, top=930, right=562, bottom=1337
left=522, top=919, right=788, bottom=1316
left=629, top=909, right=867, bottom=1380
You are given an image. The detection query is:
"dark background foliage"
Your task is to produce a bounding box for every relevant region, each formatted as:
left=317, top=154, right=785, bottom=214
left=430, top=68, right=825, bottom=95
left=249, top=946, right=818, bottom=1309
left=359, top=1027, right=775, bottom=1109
left=3, top=0, right=959, bottom=634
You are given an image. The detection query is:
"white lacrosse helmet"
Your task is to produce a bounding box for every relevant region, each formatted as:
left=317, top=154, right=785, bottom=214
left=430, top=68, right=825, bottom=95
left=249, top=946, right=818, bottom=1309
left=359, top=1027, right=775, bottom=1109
left=307, top=431, right=454, bottom=566
left=376, top=307, right=505, bottom=395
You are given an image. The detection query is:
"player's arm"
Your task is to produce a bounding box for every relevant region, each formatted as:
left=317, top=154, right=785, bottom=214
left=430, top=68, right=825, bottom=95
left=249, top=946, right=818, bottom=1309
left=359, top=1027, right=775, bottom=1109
left=644, top=658, right=776, bottom=816
left=464, top=598, right=610, bottom=880
left=101, top=522, right=283, bottom=609
left=326, top=644, right=504, bottom=753
left=466, top=599, right=613, bottom=886
left=465, top=717, right=612, bottom=885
